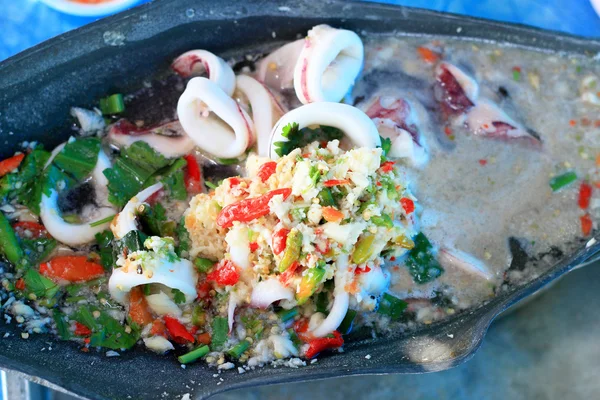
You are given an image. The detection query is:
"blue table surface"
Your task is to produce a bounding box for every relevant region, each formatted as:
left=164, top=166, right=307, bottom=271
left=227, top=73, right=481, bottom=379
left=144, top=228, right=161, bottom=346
left=1, top=0, right=600, bottom=62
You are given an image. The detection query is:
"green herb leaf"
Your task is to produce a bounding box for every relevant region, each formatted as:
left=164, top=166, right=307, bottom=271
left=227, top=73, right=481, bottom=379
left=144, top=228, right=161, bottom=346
left=103, top=141, right=173, bottom=207
left=274, top=123, right=343, bottom=157
left=19, top=236, right=56, bottom=265
left=380, top=136, right=392, bottom=156
left=52, top=310, right=72, bottom=340
left=0, top=149, right=50, bottom=214
left=405, top=232, right=444, bottom=284
left=112, top=230, right=147, bottom=262
left=175, top=216, right=191, bottom=257
left=95, top=230, right=115, bottom=270
left=52, top=138, right=101, bottom=181
left=211, top=316, right=229, bottom=350
left=99, top=94, right=125, bottom=115
left=377, top=293, right=407, bottom=320
left=23, top=268, right=59, bottom=299
left=171, top=288, right=186, bottom=304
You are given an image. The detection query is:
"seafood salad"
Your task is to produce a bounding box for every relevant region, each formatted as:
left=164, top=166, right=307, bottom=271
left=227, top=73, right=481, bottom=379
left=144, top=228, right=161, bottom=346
left=0, top=23, right=597, bottom=368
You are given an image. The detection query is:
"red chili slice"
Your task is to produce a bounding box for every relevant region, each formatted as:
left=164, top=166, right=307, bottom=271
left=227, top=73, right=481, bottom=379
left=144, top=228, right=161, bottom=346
left=257, top=161, right=277, bottom=182
left=216, top=188, right=292, bottom=228
left=206, top=260, right=240, bottom=286
left=0, top=153, right=25, bottom=178
left=581, top=214, right=593, bottom=236
left=400, top=198, right=415, bottom=214
left=184, top=154, right=202, bottom=194
left=74, top=322, right=92, bottom=337
left=380, top=161, right=395, bottom=173
left=305, top=331, right=344, bottom=359
left=578, top=181, right=593, bottom=210
left=164, top=316, right=195, bottom=344
left=323, top=179, right=351, bottom=187
left=279, top=261, right=300, bottom=286
left=272, top=228, right=290, bottom=255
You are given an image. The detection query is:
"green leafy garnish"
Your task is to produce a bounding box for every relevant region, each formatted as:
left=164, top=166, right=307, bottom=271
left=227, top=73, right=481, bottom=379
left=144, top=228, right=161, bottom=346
left=52, top=310, right=72, bottom=340
left=405, top=232, right=444, bottom=284
left=273, top=123, right=343, bottom=157
left=377, top=293, right=408, bottom=320
left=23, top=268, right=59, bottom=299
left=0, top=149, right=50, bottom=214
left=112, top=230, right=147, bottom=262
left=380, top=136, right=392, bottom=157
left=138, top=203, right=176, bottom=237
left=99, top=94, right=125, bottom=115
left=211, top=316, right=229, bottom=350
left=52, top=138, right=101, bottom=181
left=175, top=216, right=191, bottom=257
left=74, top=305, right=139, bottom=350
left=171, top=288, right=186, bottom=304
left=95, top=230, right=115, bottom=270
left=103, top=141, right=186, bottom=207
left=20, top=236, right=56, bottom=265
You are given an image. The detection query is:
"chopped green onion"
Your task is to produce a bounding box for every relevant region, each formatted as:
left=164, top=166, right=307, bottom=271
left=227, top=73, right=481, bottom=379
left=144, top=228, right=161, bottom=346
left=338, top=309, right=357, bottom=334
left=194, top=257, right=215, bottom=273
left=512, top=67, right=521, bottom=82
left=351, top=234, right=375, bottom=264
left=205, top=181, right=218, bottom=190
left=217, top=157, right=240, bottom=165
left=377, top=293, right=407, bottom=320
left=99, top=94, right=125, bottom=115
left=380, top=136, right=392, bottom=156
left=277, top=307, right=298, bottom=322
left=287, top=328, right=302, bottom=348
left=211, top=317, right=228, bottom=349
left=549, top=171, right=577, bottom=192
left=89, top=214, right=116, bottom=227
left=142, top=284, right=151, bottom=296
left=178, top=345, right=210, bottom=364
left=226, top=340, right=250, bottom=358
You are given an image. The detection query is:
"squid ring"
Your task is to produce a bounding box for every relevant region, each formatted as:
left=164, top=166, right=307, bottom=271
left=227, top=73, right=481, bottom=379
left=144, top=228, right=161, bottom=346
left=40, top=146, right=116, bottom=246
left=171, top=49, right=236, bottom=96
left=235, top=75, right=286, bottom=157
left=177, top=77, right=256, bottom=159
left=294, top=25, right=364, bottom=104
left=268, top=102, right=381, bottom=160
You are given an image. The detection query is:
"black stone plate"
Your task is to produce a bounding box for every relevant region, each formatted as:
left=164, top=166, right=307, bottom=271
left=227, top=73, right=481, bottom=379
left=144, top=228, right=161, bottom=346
left=1, top=0, right=599, bottom=398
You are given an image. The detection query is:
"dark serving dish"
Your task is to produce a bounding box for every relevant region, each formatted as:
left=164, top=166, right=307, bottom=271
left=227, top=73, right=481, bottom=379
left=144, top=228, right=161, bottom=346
left=1, top=0, right=600, bottom=398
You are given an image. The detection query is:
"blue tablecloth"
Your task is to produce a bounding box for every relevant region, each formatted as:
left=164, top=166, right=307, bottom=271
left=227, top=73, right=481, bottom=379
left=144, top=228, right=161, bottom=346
left=1, top=0, right=600, bottom=62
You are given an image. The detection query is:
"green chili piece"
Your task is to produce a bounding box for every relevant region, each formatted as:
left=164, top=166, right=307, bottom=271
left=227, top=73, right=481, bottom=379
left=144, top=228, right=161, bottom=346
left=317, top=188, right=336, bottom=207
left=0, top=212, right=23, bottom=265
left=279, top=230, right=302, bottom=272
left=370, top=213, right=393, bottom=228
left=177, top=345, right=210, bottom=364
left=351, top=234, right=375, bottom=264
left=296, top=267, right=326, bottom=305
left=194, top=257, right=215, bottom=273
left=549, top=171, right=577, bottom=192
left=192, top=306, right=206, bottom=327
left=226, top=340, right=250, bottom=358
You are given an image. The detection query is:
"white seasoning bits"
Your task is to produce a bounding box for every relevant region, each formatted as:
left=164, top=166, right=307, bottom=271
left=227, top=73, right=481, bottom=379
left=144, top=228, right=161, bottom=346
left=21, top=332, right=29, bottom=339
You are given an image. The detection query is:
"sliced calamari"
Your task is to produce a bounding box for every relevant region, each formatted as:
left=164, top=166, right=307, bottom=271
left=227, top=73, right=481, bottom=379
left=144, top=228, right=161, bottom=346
left=256, top=39, right=304, bottom=90
left=294, top=25, right=364, bottom=104
left=177, top=77, right=256, bottom=158
left=171, top=49, right=236, bottom=96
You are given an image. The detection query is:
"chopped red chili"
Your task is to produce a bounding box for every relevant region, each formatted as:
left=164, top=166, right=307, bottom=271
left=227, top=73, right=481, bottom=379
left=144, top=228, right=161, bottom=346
left=206, top=260, right=240, bottom=286
left=578, top=181, right=593, bottom=209
left=581, top=214, right=593, bottom=236
left=400, top=198, right=415, bottom=214
left=216, top=188, right=292, bottom=228
left=257, top=161, right=277, bottom=182
left=305, top=331, right=344, bottom=359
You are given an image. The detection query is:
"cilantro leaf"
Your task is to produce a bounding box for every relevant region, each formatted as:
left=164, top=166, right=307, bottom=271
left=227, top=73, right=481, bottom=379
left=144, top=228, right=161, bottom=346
left=405, top=233, right=444, bottom=284
left=75, top=305, right=140, bottom=350
left=53, top=138, right=101, bottom=181
left=19, top=237, right=57, bottom=265
left=172, top=288, right=186, bottom=304
left=95, top=230, right=115, bottom=270
left=103, top=141, right=186, bottom=207
left=380, top=136, right=392, bottom=157
left=112, top=230, right=147, bottom=262
left=23, top=268, right=59, bottom=299
left=175, top=216, right=191, bottom=257
left=0, top=149, right=50, bottom=214
left=273, top=123, right=343, bottom=157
